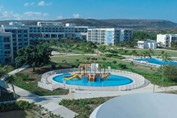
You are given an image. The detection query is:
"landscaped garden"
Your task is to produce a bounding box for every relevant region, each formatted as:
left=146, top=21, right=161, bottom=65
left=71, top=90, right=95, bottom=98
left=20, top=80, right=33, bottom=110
left=60, top=97, right=113, bottom=118
left=13, top=67, right=69, bottom=96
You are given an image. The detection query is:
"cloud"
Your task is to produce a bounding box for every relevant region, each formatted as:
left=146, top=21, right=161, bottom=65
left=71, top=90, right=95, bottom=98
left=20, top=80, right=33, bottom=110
left=24, top=2, right=35, bottom=7
left=24, top=11, right=48, bottom=19
left=73, top=13, right=80, bottom=18
left=38, top=1, right=51, bottom=6
left=0, top=6, right=49, bottom=20
left=0, top=6, right=21, bottom=20
left=57, top=16, right=63, bottom=19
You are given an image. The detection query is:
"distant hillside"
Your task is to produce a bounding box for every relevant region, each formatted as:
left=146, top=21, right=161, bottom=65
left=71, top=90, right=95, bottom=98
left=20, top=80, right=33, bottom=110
left=0, top=19, right=177, bottom=30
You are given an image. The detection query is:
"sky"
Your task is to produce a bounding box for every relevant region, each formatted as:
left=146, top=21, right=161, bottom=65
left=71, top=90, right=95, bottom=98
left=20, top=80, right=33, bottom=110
left=0, top=0, right=177, bottom=22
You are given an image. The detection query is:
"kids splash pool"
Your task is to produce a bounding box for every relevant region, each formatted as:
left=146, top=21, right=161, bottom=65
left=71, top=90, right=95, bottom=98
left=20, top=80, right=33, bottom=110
left=38, top=68, right=146, bottom=91
left=53, top=73, right=133, bottom=87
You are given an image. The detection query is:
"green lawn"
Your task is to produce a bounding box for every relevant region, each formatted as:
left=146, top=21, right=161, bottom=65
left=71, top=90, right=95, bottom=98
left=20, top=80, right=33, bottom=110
left=114, top=48, right=177, bottom=57
left=51, top=55, right=115, bottom=64
left=52, top=46, right=85, bottom=54
left=13, top=67, right=69, bottom=96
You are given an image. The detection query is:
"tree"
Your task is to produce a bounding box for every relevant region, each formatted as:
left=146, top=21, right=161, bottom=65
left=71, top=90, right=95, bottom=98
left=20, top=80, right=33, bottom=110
left=5, top=75, right=16, bottom=99
left=160, top=51, right=171, bottom=86
left=102, top=58, right=107, bottom=74
left=62, top=59, right=67, bottom=64
left=75, top=59, right=80, bottom=65
left=164, top=65, right=177, bottom=82
left=98, top=45, right=106, bottom=53
left=112, top=60, right=117, bottom=64
left=131, top=50, right=138, bottom=58
left=86, top=57, right=90, bottom=63
left=15, top=42, right=52, bottom=72
left=49, top=39, right=55, bottom=46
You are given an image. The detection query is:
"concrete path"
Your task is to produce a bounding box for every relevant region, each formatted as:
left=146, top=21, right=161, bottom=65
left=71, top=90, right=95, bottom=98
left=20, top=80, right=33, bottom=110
left=70, top=84, right=177, bottom=99
left=7, top=85, right=77, bottom=118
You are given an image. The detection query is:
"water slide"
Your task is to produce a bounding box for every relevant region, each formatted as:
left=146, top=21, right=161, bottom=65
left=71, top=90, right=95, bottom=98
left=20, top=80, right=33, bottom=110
left=64, top=74, right=78, bottom=80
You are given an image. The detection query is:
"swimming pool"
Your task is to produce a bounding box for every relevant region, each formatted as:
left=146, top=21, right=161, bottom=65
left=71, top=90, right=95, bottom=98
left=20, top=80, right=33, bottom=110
left=53, top=74, right=133, bottom=87
left=135, top=58, right=177, bottom=65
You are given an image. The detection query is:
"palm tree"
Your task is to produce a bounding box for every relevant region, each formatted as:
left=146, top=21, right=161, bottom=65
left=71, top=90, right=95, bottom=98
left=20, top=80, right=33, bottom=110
left=131, top=50, right=138, bottom=58
left=5, top=75, right=16, bottom=99
left=62, top=59, right=67, bottom=64
left=161, top=51, right=171, bottom=81
left=102, top=58, right=106, bottom=74
left=76, top=59, right=79, bottom=63
left=86, top=57, right=90, bottom=63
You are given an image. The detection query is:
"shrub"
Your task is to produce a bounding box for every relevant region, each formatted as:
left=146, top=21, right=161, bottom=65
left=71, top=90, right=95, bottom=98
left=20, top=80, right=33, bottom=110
left=118, top=63, right=127, bottom=69
left=112, top=60, right=117, bottom=64
left=0, top=101, right=32, bottom=112
left=164, top=65, right=177, bottom=82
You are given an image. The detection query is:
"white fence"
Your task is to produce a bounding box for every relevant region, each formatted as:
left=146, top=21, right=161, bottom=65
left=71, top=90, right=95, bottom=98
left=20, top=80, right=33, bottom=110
left=38, top=68, right=147, bottom=91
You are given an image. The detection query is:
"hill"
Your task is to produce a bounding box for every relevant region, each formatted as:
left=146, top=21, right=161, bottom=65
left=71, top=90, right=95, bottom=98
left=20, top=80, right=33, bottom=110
left=0, top=19, right=177, bottom=30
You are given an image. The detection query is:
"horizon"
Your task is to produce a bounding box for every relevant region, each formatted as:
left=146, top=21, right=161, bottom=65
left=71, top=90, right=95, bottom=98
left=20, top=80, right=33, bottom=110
left=0, top=18, right=176, bottom=23
left=0, top=0, right=177, bottom=22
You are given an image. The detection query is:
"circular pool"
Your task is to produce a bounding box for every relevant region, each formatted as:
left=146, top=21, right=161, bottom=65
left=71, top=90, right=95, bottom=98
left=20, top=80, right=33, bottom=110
left=53, top=73, right=133, bottom=87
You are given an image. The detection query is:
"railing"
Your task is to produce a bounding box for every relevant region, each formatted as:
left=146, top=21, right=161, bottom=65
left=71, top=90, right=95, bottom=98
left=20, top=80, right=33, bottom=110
left=38, top=68, right=147, bottom=91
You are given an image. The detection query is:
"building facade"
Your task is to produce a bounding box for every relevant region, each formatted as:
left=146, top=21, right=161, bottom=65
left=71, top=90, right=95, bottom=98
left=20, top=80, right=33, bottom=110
left=29, top=22, right=88, bottom=42
left=137, top=39, right=157, bottom=49
left=0, top=21, right=133, bottom=64
left=157, top=34, right=177, bottom=48
left=87, top=28, right=132, bottom=45
left=0, top=29, right=13, bottom=65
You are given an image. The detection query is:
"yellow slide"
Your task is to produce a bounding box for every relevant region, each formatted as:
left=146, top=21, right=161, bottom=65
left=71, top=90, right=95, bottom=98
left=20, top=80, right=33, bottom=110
left=64, top=74, right=78, bottom=80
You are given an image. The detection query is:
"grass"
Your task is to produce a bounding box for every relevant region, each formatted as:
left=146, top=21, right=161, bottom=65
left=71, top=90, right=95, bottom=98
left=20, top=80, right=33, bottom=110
left=60, top=97, right=113, bottom=118
left=13, top=67, right=69, bottom=96
left=51, top=55, right=115, bottom=64
left=115, top=48, right=177, bottom=57
left=52, top=46, right=85, bottom=54
left=111, top=60, right=177, bottom=86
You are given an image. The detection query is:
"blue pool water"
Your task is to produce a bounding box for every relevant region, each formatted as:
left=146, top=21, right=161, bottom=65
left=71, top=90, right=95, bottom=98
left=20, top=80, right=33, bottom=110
left=53, top=74, right=133, bottom=87
left=135, top=58, right=177, bottom=65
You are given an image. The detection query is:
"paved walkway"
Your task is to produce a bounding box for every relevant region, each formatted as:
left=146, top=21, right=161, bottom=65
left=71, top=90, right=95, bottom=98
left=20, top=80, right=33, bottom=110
left=7, top=85, right=77, bottom=118
left=70, top=84, right=173, bottom=99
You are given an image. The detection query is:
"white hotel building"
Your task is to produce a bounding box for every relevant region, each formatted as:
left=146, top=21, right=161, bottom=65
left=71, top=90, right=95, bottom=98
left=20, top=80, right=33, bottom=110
left=0, top=29, right=13, bottom=64
left=137, top=39, right=157, bottom=49
left=29, top=22, right=89, bottom=41
left=0, top=21, right=133, bottom=64
left=157, top=34, right=177, bottom=48
left=87, top=28, right=133, bottom=45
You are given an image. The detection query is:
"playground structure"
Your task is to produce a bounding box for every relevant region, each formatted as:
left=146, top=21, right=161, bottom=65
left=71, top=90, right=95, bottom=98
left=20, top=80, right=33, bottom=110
left=64, top=63, right=110, bottom=82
